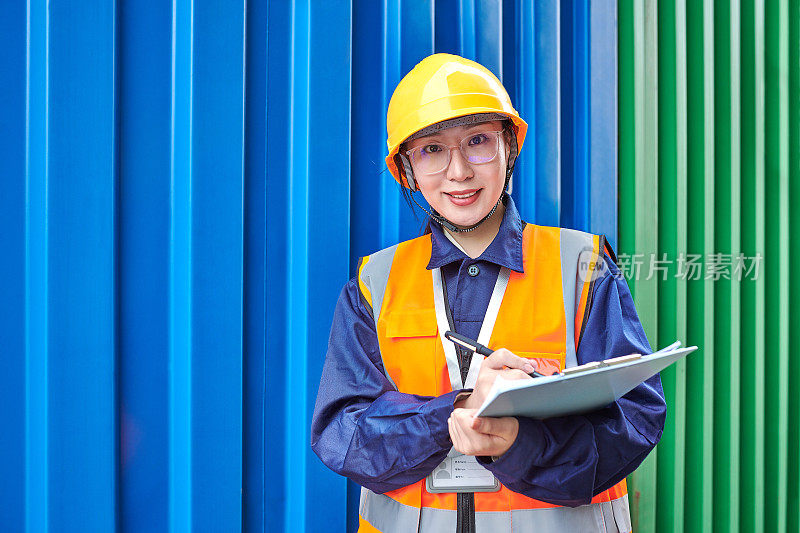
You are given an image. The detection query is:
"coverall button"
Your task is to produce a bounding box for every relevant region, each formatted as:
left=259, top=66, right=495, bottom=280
left=468, top=264, right=480, bottom=277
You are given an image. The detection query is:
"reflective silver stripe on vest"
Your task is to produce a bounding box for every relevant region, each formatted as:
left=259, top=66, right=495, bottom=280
left=610, top=494, right=633, bottom=532
left=361, top=489, right=631, bottom=532
left=558, top=228, right=599, bottom=369
left=511, top=495, right=631, bottom=533
left=360, top=244, right=399, bottom=324
left=359, top=488, right=420, bottom=533
left=359, top=244, right=400, bottom=390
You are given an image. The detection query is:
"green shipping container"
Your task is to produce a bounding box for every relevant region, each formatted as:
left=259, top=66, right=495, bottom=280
left=618, top=0, right=799, bottom=531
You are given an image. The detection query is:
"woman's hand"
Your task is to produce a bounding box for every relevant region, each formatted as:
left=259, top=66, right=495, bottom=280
left=455, top=348, right=534, bottom=410
left=448, top=408, right=519, bottom=457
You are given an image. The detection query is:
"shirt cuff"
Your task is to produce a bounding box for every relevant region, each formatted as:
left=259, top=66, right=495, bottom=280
left=453, top=390, right=473, bottom=407
left=421, top=389, right=468, bottom=450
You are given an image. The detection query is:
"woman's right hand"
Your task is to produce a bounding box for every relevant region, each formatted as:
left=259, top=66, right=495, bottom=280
left=455, top=348, right=535, bottom=410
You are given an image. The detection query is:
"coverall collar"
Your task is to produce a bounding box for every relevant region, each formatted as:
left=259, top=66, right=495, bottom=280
left=427, top=195, right=525, bottom=273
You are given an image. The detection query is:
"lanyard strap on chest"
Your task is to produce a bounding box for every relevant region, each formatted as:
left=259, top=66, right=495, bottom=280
left=432, top=266, right=511, bottom=390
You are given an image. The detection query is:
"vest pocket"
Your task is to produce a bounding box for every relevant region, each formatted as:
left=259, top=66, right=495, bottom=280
left=383, top=308, right=437, bottom=338
left=379, top=309, right=442, bottom=397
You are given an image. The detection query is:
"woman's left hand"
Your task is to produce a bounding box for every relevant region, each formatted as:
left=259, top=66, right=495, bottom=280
left=448, top=408, right=519, bottom=457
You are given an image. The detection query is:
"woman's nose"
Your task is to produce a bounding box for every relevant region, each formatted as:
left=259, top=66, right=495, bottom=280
left=446, top=147, right=473, bottom=181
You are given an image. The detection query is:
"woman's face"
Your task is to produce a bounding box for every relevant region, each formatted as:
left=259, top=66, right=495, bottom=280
left=406, top=120, right=510, bottom=229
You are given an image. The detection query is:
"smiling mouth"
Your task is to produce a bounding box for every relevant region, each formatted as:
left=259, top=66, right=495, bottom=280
left=446, top=190, right=480, bottom=199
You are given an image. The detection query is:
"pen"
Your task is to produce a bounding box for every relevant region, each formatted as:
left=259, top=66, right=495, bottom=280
left=443, top=330, right=546, bottom=378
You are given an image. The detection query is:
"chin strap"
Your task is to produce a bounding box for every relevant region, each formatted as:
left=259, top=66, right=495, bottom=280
left=408, top=161, right=513, bottom=233
left=410, top=190, right=504, bottom=233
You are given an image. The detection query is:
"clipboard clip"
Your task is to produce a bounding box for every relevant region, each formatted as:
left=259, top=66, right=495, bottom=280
left=560, top=353, right=643, bottom=375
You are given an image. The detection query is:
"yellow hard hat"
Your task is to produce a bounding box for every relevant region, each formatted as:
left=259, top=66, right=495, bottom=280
left=385, top=53, right=528, bottom=188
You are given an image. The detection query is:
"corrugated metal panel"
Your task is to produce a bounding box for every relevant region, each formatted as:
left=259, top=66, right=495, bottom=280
left=618, top=0, right=799, bottom=531
left=740, top=1, right=767, bottom=530
left=1, top=1, right=622, bottom=531
left=118, top=0, right=172, bottom=529
left=619, top=1, right=662, bottom=526
left=0, top=1, right=26, bottom=530
left=789, top=4, right=800, bottom=533
left=27, top=2, right=119, bottom=531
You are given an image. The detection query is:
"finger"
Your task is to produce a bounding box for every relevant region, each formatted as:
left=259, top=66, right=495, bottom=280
left=472, top=415, right=511, bottom=435
left=449, top=413, right=464, bottom=439
left=448, top=415, right=464, bottom=452
left=499, top=368, right=534, bottom=381
left=462, top=423, right=498, bottom=456
left=453, top=410, right=487, bottom=455
left=454, top=407, right=479, bottom=418
left=450, top=413, right=472, bottom=453
left=450, top=410, right=468, bottom=434
left=484, top=348, right=535, bottom=374
left=456, top=414, right=511, bottom=456
left=471, top=416, right=483, bottom=431
left=451, top=409, right=475, bottom=434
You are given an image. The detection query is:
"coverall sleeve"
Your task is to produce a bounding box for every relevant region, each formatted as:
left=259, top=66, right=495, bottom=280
left=478, top=252, right=667, bottom=507
left=310, top=278, right=459, bottom=494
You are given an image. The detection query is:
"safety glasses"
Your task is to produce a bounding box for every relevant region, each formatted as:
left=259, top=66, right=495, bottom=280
left=405, top=130, right=503, bottom=176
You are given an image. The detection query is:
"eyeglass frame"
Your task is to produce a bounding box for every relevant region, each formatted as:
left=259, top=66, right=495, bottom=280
left=404, top=130, right=505, bottom=176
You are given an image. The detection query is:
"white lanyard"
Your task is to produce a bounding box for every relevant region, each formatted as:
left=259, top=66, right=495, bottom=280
left=432, top=266, right=511, bottom=390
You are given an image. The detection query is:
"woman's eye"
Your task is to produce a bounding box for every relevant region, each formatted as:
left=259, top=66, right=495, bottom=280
left=422, top=144, right=442, bottom=154
left=468, top=134, right=489, bottom=146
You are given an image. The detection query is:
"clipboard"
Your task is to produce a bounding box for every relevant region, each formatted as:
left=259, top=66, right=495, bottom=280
left=474, top=342, right=697, bottom=419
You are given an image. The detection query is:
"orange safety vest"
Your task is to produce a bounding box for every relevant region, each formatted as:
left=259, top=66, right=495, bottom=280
left=355, top=223, right=631, bottom=533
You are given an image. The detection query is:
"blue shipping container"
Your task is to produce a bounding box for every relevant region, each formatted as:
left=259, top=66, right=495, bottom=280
left=0, top=1, right=618, bottom=531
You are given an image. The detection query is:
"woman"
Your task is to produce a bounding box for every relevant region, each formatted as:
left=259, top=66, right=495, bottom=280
left=311, top=53, right=665, bottom=533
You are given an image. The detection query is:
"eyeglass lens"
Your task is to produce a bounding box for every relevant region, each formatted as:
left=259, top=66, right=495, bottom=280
left=409, top=131, right=500, bottom=175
